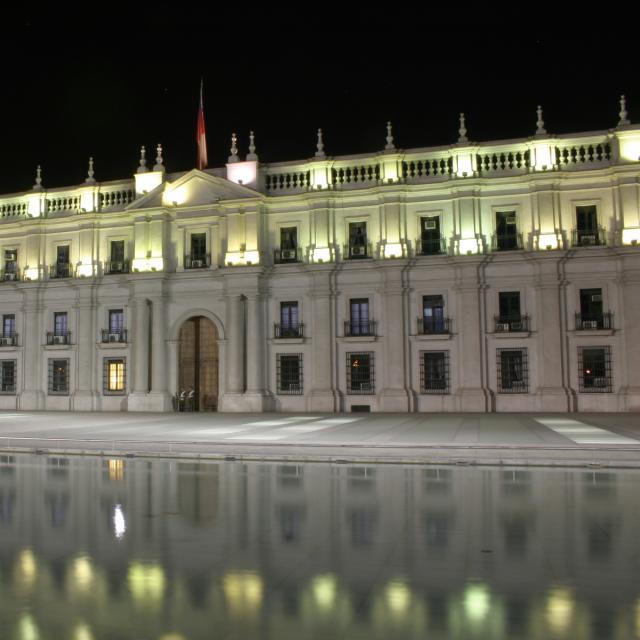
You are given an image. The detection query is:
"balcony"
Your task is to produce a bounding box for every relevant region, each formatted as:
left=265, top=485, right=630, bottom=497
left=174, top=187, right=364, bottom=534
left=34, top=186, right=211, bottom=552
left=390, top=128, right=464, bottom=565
left=1, top=269, right=19, bottom=282
left=417, top=317, right=452, bottom=335
left=104, top=260, right=130, bottom=275
left=184, top=254, right=211, bottom=269
left=274, top=323, right=305, bottom=339
left=491, top=233, right=524, bottom=251
left=494, top=315, right=531, bottom=333
left=274, top=247, right=300, bottom=264
left=49, top=263, right=71, bottom=279
left=0, top=332, right=18, bottom=347
left=572, top=227, right=606, bottom=247
left=416, top=237, right=447, bottom=256
left=344, top=242, right=372, bottom=260
left=101, top=329, right=128, bottom=343
left=344, top=320, right=376, bottom=337
left=575, top=312, right=614, bottom=331
left=46, top=331, right=71, bottom=345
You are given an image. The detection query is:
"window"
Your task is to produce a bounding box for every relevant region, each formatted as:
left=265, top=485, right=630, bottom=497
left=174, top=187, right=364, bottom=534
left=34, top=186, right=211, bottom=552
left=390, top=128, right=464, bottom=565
left=54, top=245, right=70, bottom=278
left=3, top=249, right=17, bottom=280
left=348, top=222, right=368, bottom=258
left=575, top=205, right=601, bottom=245
left=580, top=288, right=602, bottom=323
left=190, top=233, right=207, bottom=260
left=422, top=295, right=446, bottom=333
left=277, top=354, right=303, bottom=394
left=348, top=298, right=372, bottom=335
left=108, top=240, right=126, bottom=273
left=2, top=314, right=15, bottom=337
left=0, top=360, right=16, bottom=393
left=48, top=359, right=70, bottom=394
left=103, top=358, right=126, bottom=394
left=420, top=351, right=450, bottom=393
left=109, top=309, right=124, bottom=334
left=496, top=291, right=525, bottom=331
left=347, top=352, right=375, bottom=394
left=578, top=346, right=612, bottom=392
left=280, top=227, right=297, bottom=250
left=420, top=216, right=442, bottom=254
left=279, top=302, right=299, bottom=338
left=495, top=211, right=519, bottom=250
left=497, top=349, right=528, bottom=393
left=54, top=312, right=68, bottom=336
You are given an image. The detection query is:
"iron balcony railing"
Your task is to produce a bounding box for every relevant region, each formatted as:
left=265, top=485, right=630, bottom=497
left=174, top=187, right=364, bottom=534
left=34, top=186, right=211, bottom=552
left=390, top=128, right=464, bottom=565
left=49, top=263, right=71, bottom=279
left=575, top=312, right=614, bottom=330
left=184, top=254, right=211, bottom=269
left=1, top=269, right=19, bottom=282
left=494, top=314, right=531, bottom=332
left=491, top=233, right=524, bottom=251
left=344, top=320, right=376, bottom=337
left=46, top=331, right=71, bottom=345
left=0, top=332, right=18, bottom=346
left=104, top=260, right=130, bottom=275
left=274, top=247, right=300, bottom=264
left=101, top=329, right=128, bottom=343
left=416, top=236, right=447, bottom=256
left=572, top=227, right=606, bottom=247
left=417, top=317, right=452, bottom=335
left=274, top=323, right=305, bottom=339
left=344, top=242, right=372, bottom=260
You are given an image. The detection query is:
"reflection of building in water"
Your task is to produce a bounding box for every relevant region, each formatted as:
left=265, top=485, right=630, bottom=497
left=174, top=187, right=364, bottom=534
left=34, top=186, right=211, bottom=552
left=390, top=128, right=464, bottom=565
left=0, top=454, right=638, bottom=639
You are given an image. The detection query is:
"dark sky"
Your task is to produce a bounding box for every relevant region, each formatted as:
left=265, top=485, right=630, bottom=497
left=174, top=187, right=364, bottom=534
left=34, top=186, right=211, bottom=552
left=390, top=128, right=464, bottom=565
left=1, top=9, right=636, bottom=193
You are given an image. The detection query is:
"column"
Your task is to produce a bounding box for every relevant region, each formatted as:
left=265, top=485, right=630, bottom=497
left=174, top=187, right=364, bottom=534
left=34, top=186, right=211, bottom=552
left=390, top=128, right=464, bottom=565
left=18, top=291, right=44, bottom=409
left=243, top=293, right=270, bottom=410
left=71, top=288, right=97, bottom=410
left=128, top=297, right=150, bottom=411
left=620, top=268, right=640, bottom=409
left=219, top=294, right=245, bottom=410
left=148, top=297, right=172, bottom=410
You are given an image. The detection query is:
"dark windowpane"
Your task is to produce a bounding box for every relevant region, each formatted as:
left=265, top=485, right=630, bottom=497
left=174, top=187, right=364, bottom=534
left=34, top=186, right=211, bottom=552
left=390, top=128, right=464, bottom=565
left=423, top=295, right=444, bottom=332
left=580, top=347, right=612, bottom=392
left=496, top=211, right=518, bottom=249
left=348, top=353, right=374, bottom=393
left=499, top=292, right=521, bottom=320
left=498, top=349, right=528, bottom=393
left=190, top=233, right=206, bottom=259
left=349, top=222, right=367, bottom=245
left=580, top=288, right=603, bottom=321
left=56, top=245, right=70, bottom=264
left=1, top=360, right=16, bottom=392
left=421, top=352, right=449, bottom=393
left=280, top=227, right=297, bottom=250
left=577, top=205, right=598, bottom=232
left=49, top=359, right=69, bottom=394
left=277, top=354, right=303, bottom=394
left=110, top=240, right=125, bottom=262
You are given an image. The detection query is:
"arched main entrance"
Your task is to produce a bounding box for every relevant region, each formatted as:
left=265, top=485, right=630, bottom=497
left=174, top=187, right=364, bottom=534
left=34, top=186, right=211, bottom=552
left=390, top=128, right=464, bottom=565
left=178, top=316, right=219, bottom=411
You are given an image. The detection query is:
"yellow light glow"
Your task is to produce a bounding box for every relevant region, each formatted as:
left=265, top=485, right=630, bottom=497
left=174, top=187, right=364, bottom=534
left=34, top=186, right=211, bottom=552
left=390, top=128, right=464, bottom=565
left=135, top=170, right=164, bottom=195
left=619, top=138, right=640, bottom=163
left=459, top=238, right=479, bottom=255
left=108, top=459, right=124, bottom=481
left=80, top=190, right=95, bottom=213
left=311, top=574, right=337, bottom=611
left=14, top=548, right=38, bottom=588
left=76, top=263, right=94, bottom=278
left=464, top=583, right=490, bottom=621
left=546, top=586, right=574, bottom=633
left=384, top=242, right=403, bottom=258
left=533, top=144, right=553, bottom=171
left=163, top=186, right=187, bottom=207
left=539, top=233, right=559, bottom=250
left=27, top=194, right=42, bottom=217
left=127, top=562, right=166, bottom=606
left=223, top=571, right=264, bottom=614
left=18, top=613, right=40, bottom=640
left=382, top=159, right=399, bottom=183
left=456, top=153, right=474, bottom=177
left=158, top=635, right=187, bottom=640
left=73, top=623, right=94, bottom=640
left=224, top=250, right=260, bottom=266
left=24, top=267, right=39, bottom=281
left=385, top=580, right=411, bottom=615
left=311, top=246, right=331, bottom=263
left=108, top=362, right=125, bottom=391
left=132, top=257, right=164, bottom=272
left=622, top=228, right=640, bottom=245
left=227, top=160, right=258, bottom=187
left=70, top=555, right=94, bottom=592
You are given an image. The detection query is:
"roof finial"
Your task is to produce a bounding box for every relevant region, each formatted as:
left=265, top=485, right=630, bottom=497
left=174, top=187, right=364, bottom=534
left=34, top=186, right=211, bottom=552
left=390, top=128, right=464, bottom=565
left=153, top=144, right=164, bottom=171
left=315, top=128, right=325, bottom=158
left=618, top=94, right=630, bottom=126
left=536, top=105, right=547, bottom=135
left=458, top=112, right=468, bottom=143
left=247, top=130, right=258, bottom=161
left=385, top=121, right=395, bottom=150
left=137, top=145, right=149, bottom=174
left=85, top=157, right=96, bottom=184
left=33, top=165, right=43, bottom=191
left=228, top=133, right=239, bottom=163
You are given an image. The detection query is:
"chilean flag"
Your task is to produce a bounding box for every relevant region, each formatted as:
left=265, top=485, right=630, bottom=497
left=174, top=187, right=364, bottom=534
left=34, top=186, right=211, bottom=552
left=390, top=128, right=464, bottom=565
left=197, top=79, right=208, bottom=170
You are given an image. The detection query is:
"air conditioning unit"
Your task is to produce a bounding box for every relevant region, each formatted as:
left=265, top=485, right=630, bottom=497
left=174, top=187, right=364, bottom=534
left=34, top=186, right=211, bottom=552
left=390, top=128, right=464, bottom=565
left=0, top=336, right=13, bottom=346
left=506, top=214, right=517, bottom=225
left=510, top=321, right=523, bottom=331
left=110, top=262, right=123, bottom=272
left=496, top=322, right=511, bottom=332
left=581, top=234, right=596, bottom=245
left=4, top=272, right=17, bottom=281
left=582, top=320, right=598, bottom=329
left=52, top=334, right=66, bottom=345
left=351, top=245, right=366, bottom=256
left=424, top=220, right=437, bottom=230
left=359, top=382, right=373, bottom=391
left=4, top=251, right=17, bottom=261
left=191, top=259, right=203, bottom=268
left=108, top=333, right=120, bottom=342
left=281, top=249, right=296, bottom=260
left=593, top=377, right=607, bottom=387
left=591, top=294, right=602, bottom=302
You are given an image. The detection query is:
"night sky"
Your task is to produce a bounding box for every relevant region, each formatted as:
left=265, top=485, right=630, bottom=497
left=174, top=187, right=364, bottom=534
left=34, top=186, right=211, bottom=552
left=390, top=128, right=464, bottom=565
left=1, top=9, right=636, bottom=194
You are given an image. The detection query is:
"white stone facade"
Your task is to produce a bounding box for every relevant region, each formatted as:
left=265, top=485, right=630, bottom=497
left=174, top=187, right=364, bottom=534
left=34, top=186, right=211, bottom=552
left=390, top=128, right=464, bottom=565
left=1, top=116, right=640, bottom=413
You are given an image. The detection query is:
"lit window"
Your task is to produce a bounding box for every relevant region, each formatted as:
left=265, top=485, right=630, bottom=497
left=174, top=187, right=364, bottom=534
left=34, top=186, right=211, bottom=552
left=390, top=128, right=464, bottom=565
left=347, top=352, right=375, bottom=394
left=104, top=358, right=126, bottom=394
left=48, top=359, right=70, bottom=395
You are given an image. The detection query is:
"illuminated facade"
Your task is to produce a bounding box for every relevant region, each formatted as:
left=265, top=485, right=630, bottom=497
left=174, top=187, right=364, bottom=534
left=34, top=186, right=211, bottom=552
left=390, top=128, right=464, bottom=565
left=1, top=105, right=640, bottom=413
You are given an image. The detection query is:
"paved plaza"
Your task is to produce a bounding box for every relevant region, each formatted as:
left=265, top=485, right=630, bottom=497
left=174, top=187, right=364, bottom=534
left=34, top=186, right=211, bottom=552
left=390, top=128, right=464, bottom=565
left=1, top=411, right=640, bottom=466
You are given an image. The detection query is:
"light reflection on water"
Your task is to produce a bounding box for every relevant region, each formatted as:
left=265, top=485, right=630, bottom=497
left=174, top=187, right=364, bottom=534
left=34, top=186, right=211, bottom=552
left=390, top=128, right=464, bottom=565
left=0, top=454, right=639, bottom=639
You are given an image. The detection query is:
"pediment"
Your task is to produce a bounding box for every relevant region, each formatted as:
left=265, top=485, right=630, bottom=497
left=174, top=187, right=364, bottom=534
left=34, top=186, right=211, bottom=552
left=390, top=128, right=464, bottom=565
left=127, top=169, right=262, bottom=210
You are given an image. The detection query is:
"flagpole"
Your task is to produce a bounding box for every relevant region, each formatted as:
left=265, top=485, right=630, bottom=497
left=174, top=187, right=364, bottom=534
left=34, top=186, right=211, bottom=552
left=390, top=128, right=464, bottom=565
left=197, top=77, right=208, bottom=170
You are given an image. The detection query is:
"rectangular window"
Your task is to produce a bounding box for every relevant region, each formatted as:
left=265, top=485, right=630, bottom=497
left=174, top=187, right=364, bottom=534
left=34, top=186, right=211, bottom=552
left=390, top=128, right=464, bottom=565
left=578, top=346, right=612, bottom=392
left=347, top=352, right=375, bottom=394
left=103, top=358, right=126, bottom=394
left=277, top=354, right=303, bottom=394
left=56, top=245, right=69, bottom=265
left=109, top=309, right=124, bottom=334
left=0, top=360, right=16, bottom=393
left=53, top=245, right=70, bottom=278
left=110, top=240, right=125, bottom=263
left=579, top=288, right=603, bottom=322
left=497, top=349, right=528, bottom=393
left=280, top=302, right=299, bottom=329
left=499, top=292, right=521, bottom=321
left=54, top=312, right=68, bottom=335
left=495, top=211, right=518, bottom=250
left=348, top=221, right=368, bottom=258
left=420, top=351, right=450, bottom=394
left=575, top=205, right=600, bottom=245
left=4, top=249, right=17, bottom=279
left=422, top=295, right=445, bottom=333
left=420, top=216, right=442, bottom=254
left=280, top=227, right=297, bottom=250
left=2, top=314, right=15, bottom=337
left=48, top=359, right=70, bottom=395
left=349, top=298, right=371, bottom=335
left=190, top=233, right=207, bottom=259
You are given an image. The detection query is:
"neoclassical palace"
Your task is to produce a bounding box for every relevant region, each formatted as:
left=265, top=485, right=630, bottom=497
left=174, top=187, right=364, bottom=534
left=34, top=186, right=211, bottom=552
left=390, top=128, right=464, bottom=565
left=1, top=104, right=640, bottom=413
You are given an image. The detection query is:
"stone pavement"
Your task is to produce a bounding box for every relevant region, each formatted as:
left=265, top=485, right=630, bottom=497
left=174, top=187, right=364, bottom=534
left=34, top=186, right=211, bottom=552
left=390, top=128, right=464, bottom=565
left=1, top=411, right=640, bottom=467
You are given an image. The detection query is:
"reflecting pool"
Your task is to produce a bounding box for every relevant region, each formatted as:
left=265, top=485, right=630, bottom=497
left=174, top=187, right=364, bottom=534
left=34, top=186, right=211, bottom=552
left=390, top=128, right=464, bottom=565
left=1, top=454, right=640, bottom=639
